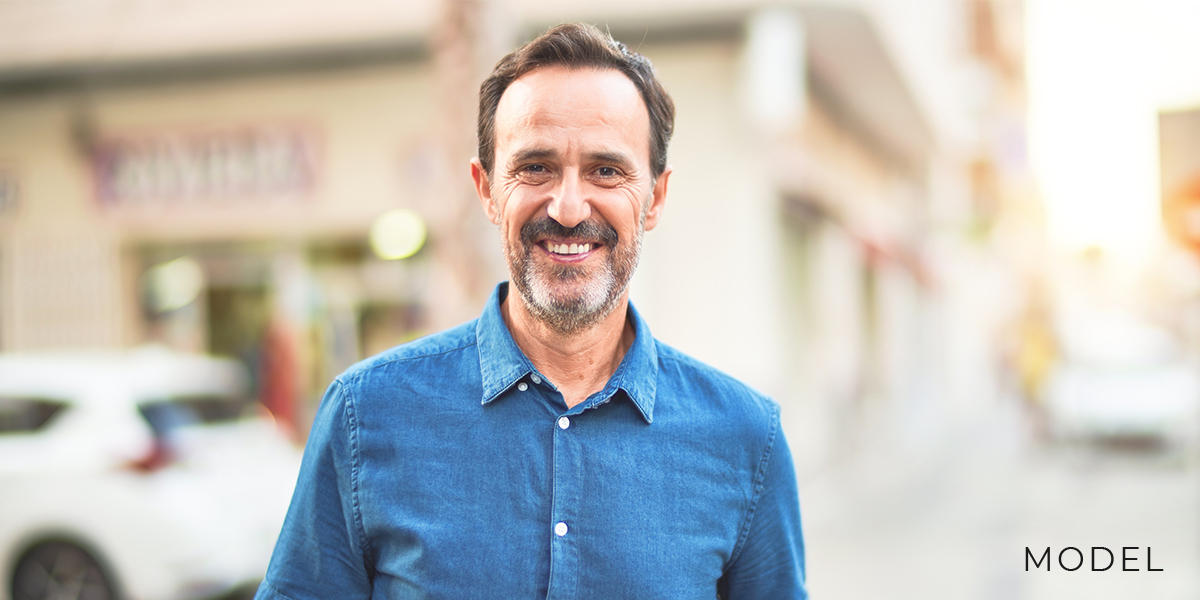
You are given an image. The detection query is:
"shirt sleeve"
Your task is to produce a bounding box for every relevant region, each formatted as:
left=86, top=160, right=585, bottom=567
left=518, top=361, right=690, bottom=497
left=255, top=379, right=373, bottom=600
left=718, top=408, right=808, bottom=599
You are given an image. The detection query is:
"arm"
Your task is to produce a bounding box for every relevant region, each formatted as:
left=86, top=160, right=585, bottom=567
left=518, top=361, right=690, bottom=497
left=255, top=380, right=373, bottom=600
left=718, top=412, right=808, bottom=599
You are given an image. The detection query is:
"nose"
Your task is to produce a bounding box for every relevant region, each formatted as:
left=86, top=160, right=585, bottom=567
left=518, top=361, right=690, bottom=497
left=546, top=170, right=591, bottom=228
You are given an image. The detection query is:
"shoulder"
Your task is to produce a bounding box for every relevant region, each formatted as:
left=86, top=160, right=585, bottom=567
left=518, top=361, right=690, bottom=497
left=653, top=341, right=780, bottom=432
left=335, top=320, right=479, bottom=388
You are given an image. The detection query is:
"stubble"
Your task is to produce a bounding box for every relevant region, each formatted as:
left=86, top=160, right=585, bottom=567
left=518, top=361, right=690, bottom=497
left=503, top=209, right=646, bottom=335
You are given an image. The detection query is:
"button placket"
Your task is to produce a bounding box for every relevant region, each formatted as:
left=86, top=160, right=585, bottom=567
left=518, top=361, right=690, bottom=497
left=547, top=410, right=581, bottom=598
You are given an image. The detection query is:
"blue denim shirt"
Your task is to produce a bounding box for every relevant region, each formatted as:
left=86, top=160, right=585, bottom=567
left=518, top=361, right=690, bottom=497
left=257, top=283, right=806, bottom=599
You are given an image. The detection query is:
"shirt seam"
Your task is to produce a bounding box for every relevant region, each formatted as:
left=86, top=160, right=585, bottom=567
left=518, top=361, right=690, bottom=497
left=346, top=339, right=479, bottom=378
left=726, top=401, right=780, bottom=568
left=342, top=380, right=375, bottom=569
left=263, top=579, right=301, bottom=600
left=657, top=353, right=725, bottom=380
left=334, top=337, right=478, bottom=567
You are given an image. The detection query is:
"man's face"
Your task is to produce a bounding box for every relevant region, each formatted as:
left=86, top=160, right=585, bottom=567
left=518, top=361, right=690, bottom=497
left=472, top=66, right=670, bottom=333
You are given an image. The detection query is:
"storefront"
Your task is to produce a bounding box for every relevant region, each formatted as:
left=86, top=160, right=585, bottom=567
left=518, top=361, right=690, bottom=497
left=0, top=54, right=460, bottom=433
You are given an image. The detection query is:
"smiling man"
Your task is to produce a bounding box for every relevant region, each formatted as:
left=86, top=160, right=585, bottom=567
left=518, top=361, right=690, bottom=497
left=257, top=23, right=807, bottom=599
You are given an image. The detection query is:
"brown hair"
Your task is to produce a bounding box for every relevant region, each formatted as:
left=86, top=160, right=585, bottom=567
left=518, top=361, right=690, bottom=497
left=477, top=23, right=675, bottom=178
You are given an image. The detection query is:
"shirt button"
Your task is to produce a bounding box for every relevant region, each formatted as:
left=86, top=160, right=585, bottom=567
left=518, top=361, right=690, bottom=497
left=531, top=374, right=542, bottom=384
left=554, top=522, right=568, bottom=537
left=517, top=382, right=528, bottom=392
left=557, top=416, right=570, bottom=430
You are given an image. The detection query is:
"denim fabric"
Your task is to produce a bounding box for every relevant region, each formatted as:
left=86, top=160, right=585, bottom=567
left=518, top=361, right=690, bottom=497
left=257, top=283, right=807, bottom=599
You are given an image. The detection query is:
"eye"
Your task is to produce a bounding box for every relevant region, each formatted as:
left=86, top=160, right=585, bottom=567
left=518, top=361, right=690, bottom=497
left=515, top=163, right=553, bottom=184
left=595, top=166, right=619, bottom=178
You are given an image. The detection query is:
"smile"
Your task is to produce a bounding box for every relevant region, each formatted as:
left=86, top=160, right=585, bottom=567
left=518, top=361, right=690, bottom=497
left=539, top=239, right=599, bottom=261
left=548, top=242, right=591, bottom=255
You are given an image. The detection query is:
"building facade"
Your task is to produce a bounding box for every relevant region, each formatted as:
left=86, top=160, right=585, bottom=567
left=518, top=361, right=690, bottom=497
left=0, top=0, right=1028, bottom=476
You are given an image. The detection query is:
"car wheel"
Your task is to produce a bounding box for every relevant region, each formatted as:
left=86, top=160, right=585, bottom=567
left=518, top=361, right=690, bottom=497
left=10, top=541, right=116, bottom=600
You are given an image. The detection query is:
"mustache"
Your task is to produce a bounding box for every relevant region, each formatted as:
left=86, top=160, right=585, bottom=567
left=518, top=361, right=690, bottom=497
left=519, top=217, right=619, bottom=248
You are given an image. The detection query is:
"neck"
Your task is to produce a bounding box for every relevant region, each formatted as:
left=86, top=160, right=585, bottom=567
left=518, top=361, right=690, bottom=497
left=501, top=289, right=635, bottom=409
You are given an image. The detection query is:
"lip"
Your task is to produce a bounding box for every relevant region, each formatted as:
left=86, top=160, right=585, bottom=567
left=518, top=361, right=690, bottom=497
left=538, top=239, right=601, bottom=263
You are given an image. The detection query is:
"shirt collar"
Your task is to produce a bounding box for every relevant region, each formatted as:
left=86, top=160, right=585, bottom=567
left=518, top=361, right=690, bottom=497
left=476, top=282, right=658, bottom=423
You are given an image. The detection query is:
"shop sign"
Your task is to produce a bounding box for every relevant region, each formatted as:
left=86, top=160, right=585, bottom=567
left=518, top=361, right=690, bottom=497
left=93, top=126, right=316, bottom=207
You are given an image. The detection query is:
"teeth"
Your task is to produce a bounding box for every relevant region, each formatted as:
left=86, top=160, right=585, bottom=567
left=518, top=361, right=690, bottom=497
left=548, top=242, right=592, bottom=255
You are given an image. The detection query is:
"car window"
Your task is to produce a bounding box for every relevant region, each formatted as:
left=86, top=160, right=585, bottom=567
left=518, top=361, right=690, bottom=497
left=0, top=396, right=67, bottom=434
left=138, top=394, right=258, bottom=437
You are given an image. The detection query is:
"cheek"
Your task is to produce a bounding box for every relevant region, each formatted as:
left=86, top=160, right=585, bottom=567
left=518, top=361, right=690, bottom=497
left=607, top=188, right=649, bottom=230
left=499, top=216, right=520, bottom=245
left=497, top=205, right=531, bottom=245
left=501, top=193, right=545, bottom=228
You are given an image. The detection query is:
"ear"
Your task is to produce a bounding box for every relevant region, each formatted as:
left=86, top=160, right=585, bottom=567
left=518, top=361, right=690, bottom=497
left=471, top=158, right=500, bottom=225
left=642, top=166, right=671, bottom=232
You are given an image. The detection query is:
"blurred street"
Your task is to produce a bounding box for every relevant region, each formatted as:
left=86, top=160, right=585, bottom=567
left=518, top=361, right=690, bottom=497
left=5, top=0, right=1200, bottom=598
left=805, top=399, right=1200, bottom=600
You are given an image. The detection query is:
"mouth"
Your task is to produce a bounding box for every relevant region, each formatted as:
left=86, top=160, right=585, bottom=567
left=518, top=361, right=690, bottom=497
left=538, top=239, right=601, bottom=262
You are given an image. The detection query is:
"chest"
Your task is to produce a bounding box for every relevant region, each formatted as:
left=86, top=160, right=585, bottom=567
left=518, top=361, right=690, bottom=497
left=354, top=401, right=751, bottom=599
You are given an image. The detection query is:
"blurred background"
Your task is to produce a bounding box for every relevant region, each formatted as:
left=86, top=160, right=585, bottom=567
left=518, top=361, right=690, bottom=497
left=1, top=0, right=1199, bottom=598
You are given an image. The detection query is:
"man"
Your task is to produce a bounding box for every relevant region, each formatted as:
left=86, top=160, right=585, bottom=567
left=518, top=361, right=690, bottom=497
left=257, top=23, right=807, bottom=598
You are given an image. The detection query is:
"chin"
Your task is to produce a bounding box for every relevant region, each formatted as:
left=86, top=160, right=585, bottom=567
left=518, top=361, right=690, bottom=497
left=520, top=274, right=621, bottom=334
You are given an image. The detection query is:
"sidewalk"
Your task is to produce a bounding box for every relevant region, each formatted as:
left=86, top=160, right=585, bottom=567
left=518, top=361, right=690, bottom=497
left=801, top=401, right=1200, bottom=599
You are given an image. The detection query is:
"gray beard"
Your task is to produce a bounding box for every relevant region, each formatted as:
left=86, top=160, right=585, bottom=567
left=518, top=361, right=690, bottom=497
left=503, top=212, right=644, bottom=335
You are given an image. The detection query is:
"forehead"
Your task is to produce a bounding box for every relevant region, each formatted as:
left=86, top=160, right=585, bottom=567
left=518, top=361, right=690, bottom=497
left=494, top=66, right=651, bottom=160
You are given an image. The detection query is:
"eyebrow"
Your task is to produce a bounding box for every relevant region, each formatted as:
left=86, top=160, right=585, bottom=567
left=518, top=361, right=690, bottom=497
left=509, top=148, right=558, bottom=165
left=585, top=151, right=636, bottom=169
left=507, top=148, right=637, bottom=169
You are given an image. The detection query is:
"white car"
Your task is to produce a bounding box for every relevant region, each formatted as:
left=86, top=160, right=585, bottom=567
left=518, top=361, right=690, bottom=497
left=0, top=348, right=302, bottom=600
left=1046, top=312, right=1200, bottom=444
